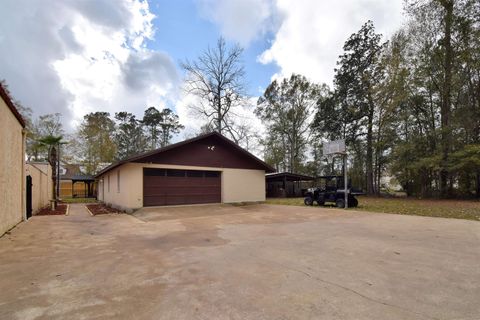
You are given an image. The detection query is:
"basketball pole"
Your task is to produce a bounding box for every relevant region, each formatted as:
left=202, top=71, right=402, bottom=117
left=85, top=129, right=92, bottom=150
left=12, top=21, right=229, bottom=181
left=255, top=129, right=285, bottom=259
left=344, top=153, right=348, bottom=209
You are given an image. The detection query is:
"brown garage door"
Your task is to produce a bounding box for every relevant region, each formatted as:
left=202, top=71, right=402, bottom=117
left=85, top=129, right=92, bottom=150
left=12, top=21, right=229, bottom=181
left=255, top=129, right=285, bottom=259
left=143, top=168, right=221, bottom=206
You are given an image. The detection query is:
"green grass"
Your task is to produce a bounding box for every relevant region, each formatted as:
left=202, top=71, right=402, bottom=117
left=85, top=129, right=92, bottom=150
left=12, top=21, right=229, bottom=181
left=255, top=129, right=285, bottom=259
left=60, top=198, right=98, bottom=204
left=266, top=197, right=480, bottom=221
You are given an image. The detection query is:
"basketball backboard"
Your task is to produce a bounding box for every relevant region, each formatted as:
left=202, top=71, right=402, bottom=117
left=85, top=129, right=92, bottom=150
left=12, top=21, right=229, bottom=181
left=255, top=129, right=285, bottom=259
left=323, top=139, right=346, bottom=155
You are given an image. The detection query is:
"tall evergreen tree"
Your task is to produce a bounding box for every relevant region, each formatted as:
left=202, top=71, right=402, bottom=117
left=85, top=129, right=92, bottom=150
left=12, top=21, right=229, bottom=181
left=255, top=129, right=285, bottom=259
left=142, top=107, right=162, bottom=150
left=256, top=74, right=320, bottom=173
left=158, top=108, right=184, bottom=148
left=114, top=112, right=146, bottom=159
left=142, top=107, right=183, bottom=149
left=331, top=21, right=387, bottom=194
left=78, top=112, right=116, bottom=174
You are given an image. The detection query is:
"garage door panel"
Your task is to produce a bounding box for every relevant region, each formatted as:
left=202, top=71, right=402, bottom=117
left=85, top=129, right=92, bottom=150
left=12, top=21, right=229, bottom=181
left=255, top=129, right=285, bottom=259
left=143, top=168, right=221, bottom=206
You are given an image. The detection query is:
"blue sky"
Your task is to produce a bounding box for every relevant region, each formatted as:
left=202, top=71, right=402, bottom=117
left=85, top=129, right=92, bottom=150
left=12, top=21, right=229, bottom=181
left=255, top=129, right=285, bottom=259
left=148, top=0, right=279, bottom=97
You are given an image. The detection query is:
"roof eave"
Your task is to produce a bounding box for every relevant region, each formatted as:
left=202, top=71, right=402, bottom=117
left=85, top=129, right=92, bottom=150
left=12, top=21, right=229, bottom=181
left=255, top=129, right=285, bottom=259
left=0, top=83, right=26, bottom=128
left=95, top=132, right=274, bottom=177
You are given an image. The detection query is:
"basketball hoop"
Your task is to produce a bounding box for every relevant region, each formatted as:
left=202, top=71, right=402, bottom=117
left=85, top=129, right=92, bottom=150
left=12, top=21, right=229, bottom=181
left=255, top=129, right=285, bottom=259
left=323, top=139, right=349, bottom=209
left=324, top=153, right=335, bottom=163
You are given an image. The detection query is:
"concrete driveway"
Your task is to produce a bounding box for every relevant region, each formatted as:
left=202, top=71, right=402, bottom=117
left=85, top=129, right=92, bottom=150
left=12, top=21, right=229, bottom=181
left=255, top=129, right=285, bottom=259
left=0, top=203, right=479, bottom=320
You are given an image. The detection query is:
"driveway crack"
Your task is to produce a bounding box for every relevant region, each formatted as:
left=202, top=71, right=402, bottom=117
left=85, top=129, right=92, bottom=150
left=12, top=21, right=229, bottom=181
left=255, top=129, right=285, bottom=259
left=248, top=253, right=441, bottom=320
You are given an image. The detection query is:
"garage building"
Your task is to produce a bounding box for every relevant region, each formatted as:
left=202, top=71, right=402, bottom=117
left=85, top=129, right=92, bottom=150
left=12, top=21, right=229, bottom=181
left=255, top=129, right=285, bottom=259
left=95, top=132, right=274, bottom=211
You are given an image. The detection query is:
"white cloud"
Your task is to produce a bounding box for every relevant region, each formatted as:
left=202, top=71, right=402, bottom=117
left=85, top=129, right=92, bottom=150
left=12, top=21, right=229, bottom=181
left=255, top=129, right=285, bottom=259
left=0, top=0, right=178, bottom=130
left=174, top=91, right=204, bottom=139
left=197, top=0, right=404, bottom=85
left=259, top=0, right=405, bottom=85
left=196, top=0, right=277, bottom=46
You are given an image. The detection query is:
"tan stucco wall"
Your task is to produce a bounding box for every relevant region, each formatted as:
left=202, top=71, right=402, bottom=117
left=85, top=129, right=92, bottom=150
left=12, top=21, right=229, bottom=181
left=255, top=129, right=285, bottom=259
left=0, top=96, right=25, bottom=236
left=221, top=169, right=265, bottom=203
left=25, top=163, right=52, bottom=214
left=98, top=163, right=266, bottom=210
left=98, top=163, right=140, bottom=210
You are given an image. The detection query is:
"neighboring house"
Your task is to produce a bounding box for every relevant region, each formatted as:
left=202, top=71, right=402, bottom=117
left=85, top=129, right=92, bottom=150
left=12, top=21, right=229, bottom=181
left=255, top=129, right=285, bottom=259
left=0, top=83, right=26, bottom=236
left=60, top=163, right=96, bottom=198
left=25, top=162, right=52, bottom=215
left=380, top=174, right=402, bottom=193
left=95, top=132, right=274, bottom=211
left=266, top=172, right=314, bottom=198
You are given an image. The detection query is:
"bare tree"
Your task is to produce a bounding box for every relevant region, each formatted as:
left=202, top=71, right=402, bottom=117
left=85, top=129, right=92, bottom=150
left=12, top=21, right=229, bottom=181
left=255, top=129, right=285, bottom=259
left=181, top=37, right=246, bottom=140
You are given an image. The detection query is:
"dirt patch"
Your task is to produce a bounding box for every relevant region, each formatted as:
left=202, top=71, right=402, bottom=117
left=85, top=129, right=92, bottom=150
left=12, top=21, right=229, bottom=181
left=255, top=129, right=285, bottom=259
left=86, top=204, right=122, bottom=215
left=36, top=204, right=67, bottom=216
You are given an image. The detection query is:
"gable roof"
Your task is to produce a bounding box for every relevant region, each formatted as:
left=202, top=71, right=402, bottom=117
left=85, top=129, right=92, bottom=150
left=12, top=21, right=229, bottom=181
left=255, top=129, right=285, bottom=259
left=0, top=82, right=26, bottom=128
left=95, top=132, right=275, bottom=178
left=60, top=163, right=84, bottom=180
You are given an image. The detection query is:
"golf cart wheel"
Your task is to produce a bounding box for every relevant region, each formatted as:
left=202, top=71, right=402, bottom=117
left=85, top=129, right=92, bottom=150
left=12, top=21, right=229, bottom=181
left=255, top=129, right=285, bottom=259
left=304, top=197, right=314, bottom=206
left=335, top=199, right=345, bottom=208
left=351, top=197, right=358, bottom=207
left=317, top=200, right=325, bottom=206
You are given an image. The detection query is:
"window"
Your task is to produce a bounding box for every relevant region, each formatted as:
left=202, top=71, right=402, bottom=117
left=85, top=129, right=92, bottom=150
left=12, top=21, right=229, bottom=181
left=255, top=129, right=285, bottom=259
left=117, top=170, right=120, bottom=193
left=205, top=171, right=220, bottom=178
left=108, top=174, right=110, bottom=193
left=186, top=170, right=203, bottom=177
left=167, top=169, right=186, bottom=177
left=144, top=168, right=166, bottom=176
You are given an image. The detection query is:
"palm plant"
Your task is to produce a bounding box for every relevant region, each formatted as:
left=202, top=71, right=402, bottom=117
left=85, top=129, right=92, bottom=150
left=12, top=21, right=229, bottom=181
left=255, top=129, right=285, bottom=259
left=38, top=135, right=63, bottom=209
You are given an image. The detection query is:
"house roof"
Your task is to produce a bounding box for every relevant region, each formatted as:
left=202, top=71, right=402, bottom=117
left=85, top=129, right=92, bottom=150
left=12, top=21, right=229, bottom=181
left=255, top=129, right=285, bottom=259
left=95, top=132, right=275, bottom=178
left=60, top=163, right=83, bottom=180
left=71, top=175, right=95, bottom=182
left=266, top=172, right=315, bottom=182
left=0, top=82, right=26, bottom=128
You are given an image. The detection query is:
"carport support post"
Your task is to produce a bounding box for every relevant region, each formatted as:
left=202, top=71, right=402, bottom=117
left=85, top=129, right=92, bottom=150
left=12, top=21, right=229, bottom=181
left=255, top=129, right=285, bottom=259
left=344, top=154, right=348, bottom=209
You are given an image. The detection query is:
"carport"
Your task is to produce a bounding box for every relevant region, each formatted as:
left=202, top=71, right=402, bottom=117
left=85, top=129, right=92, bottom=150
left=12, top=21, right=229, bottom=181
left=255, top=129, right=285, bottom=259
left=266, top=172, right=314, bottom=197
left=71, top=175, right=95, bottom=198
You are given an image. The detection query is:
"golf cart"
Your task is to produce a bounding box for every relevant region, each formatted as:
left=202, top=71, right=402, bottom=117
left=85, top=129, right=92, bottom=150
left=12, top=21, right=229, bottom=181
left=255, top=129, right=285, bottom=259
left=304, top=175, right=363, bottom=208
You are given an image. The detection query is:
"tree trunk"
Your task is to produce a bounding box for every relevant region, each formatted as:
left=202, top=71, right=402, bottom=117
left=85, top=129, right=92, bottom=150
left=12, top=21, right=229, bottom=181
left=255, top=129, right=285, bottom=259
left=420, top=169, right=428, bottom=198
left=405, top=176, right=411, bottom=197
left=439, top=0, right=453, bottom=198
left=376, top=162, right=382, bottom=195
left=151, top=127, right=155, bottom=150
left=216, top=91, right=222, bottom=134
left=50, top=146, right=58, bottom=209
left=476, top=171, right=480, bottom=199
left=366, top=110, right=374, bottom=195
left=291, top=125, right=297, bottom=173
